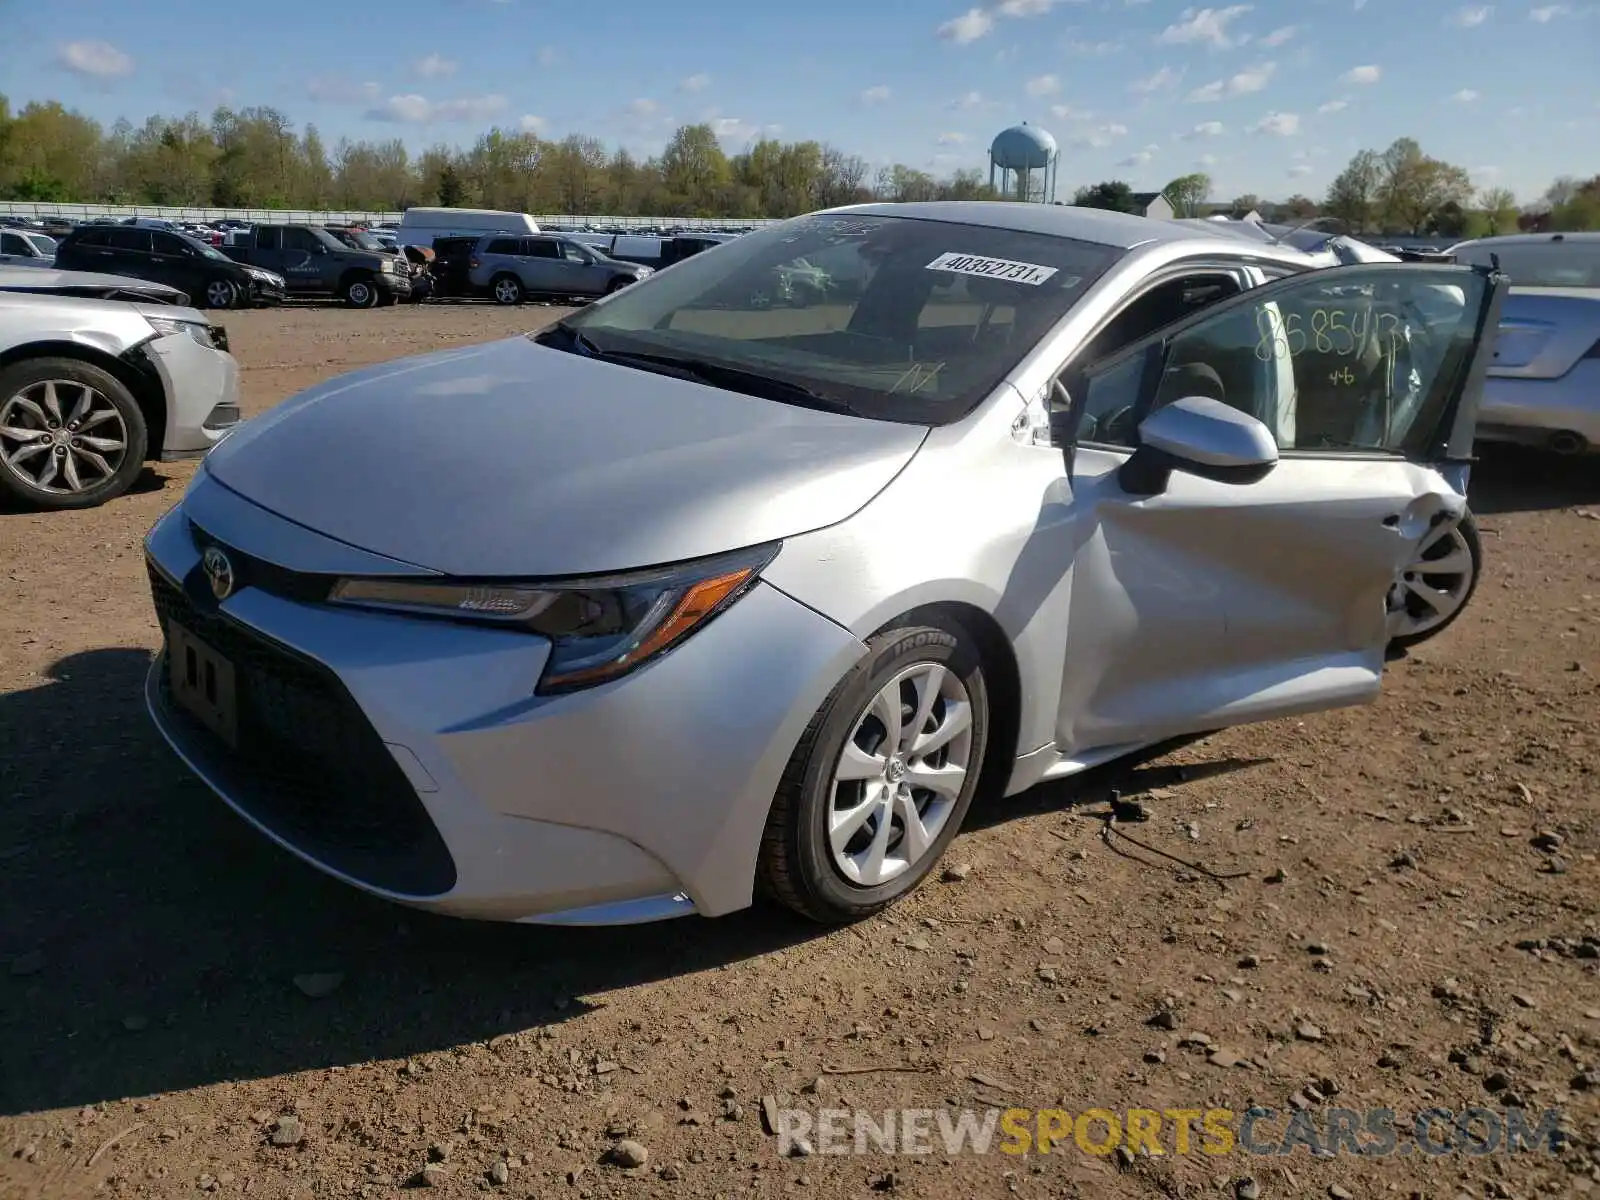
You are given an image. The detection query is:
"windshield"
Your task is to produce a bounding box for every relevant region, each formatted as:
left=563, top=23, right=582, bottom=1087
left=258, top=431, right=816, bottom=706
left=547, top=213, right=1123, bottom=424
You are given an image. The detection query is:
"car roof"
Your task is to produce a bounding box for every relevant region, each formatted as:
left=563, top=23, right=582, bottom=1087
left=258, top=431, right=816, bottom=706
left=1451, top=231, right=1600, bottom=249
left=822, top=201, right=1274, bottom=251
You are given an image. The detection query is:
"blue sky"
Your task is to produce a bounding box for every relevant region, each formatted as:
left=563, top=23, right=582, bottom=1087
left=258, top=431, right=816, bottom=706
left=9, top=0, right=1597, bottom=202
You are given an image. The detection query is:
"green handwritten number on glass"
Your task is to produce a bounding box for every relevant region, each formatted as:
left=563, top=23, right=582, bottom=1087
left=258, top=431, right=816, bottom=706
left=1327, top=366, right=1355, bottom=387
left=1254, top=306, right=1288, bottom=362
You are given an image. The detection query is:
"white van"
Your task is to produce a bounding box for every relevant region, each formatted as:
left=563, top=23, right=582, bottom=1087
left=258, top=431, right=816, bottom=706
left=396, top=207, right=540, bottom=249
left=1448, top=232, right=1600, bottom=288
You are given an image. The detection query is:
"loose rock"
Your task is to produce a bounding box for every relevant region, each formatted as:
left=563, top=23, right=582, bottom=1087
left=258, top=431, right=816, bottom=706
left=608, top=1139, right=649, bottom=1169
left=268, top=1116, right=304, bottom=1148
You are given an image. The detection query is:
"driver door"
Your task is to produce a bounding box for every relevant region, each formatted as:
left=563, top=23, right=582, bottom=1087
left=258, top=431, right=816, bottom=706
left=1054, top=262, right=1506, bottom=757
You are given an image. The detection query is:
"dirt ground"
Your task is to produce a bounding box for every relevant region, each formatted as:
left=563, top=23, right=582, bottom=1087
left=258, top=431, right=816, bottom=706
left=2, top=303, right=1599, bottom=1200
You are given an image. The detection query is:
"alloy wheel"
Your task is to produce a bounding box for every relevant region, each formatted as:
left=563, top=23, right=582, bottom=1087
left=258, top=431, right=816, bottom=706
left=206, top=280, right=235, bottom=308
left=829, top=662, right=974, bottom=888
left=0, top=379, right=129, bottom=496
left=1387, top=515, right=1476, bottom=641
left=493, top=278, right=521, bottom=304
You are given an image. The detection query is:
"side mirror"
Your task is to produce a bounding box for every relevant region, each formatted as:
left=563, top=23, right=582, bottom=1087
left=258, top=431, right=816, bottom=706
left=1118, top=395, right=1278, bottom=497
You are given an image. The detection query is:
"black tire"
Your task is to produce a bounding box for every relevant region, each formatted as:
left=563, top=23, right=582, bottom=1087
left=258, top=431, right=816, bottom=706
left=605, top=276, right=632, bottom=295
left=202, top=278, right=240, bottom=310
left=1388, top=509, right=1482, bottom=650
left=490, top=273, right=525, bottom=306
left=757, top=619, right=989, bottom=924
left=342, top=274, right=379, bottom=309
left=0, top=357, right=148, bottom=511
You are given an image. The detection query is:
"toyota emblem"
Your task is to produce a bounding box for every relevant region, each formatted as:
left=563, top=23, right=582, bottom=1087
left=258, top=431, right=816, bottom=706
left=202, top=545, right=236, bottom=601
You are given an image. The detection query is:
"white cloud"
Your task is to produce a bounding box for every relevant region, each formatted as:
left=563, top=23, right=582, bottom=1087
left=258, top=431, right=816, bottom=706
left=1131, top=65, right=1181, bottom=92
left=999, top=0, right=1056, bottom=13
left=1250, top=111, right=1300, bottom=135
left=519, top=115, right=545, bottom=133
left=1070, top=122, right=1129, bottom=148
left=1259, top=24, right=1298, bottom=46
left=951, top=89, right=986, bottom=109
left=1118, top=148, right=1156, bottom=167
left=536, top=47, right=558, bottom=67
left=1157, top=5, right=1254, bottom=48
left=938, top=7, right=996, bottom=43
left=1181, top=120, right=1226, bottom=138
left=1026, top=74, right=1061, bottom=96
left=1289, top=164, right=1313, bottom=177
left=860, top=84, right=892, bottom=103
left=1341, top=64, right=1381, bottom=84
left=1050, top=103, right=1091, bottom=120
left=1197, top=152, right=1219, bottom=166
left=1450, top=88, right=1480, bottom=102
left=1065, top=39, right=1124, bottom=55
left=1448, top=4, right=1493, bottom=25
left=1318, top=98, right=1349, bottom=113
left=711, top=117, right=761, bottom=142
left=679, top=72, right=712, bottom=93
left=937, top=131, right=969, bottom=145
left=413, top=53, right=457, bottom=79
left=1188, top=61, right=1275, bottom=101
left=56, top=40, right=134, bottom=79
left=366, top=93, right=509, bottom=123
left=627, top=97, right=658, bottom=117
left=308, top=77, right=381, bottom=105
left=1529, top=4, right=1570, bottom=19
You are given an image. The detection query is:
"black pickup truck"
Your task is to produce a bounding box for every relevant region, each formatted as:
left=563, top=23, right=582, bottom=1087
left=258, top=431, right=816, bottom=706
left=221, top=224, right=410, bottom=307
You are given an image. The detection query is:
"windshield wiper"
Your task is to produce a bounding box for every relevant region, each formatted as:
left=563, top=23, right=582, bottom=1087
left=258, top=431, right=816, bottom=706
left=590, top=350, right=855, bottom=412
left=540, top=324, right=853, bottom=412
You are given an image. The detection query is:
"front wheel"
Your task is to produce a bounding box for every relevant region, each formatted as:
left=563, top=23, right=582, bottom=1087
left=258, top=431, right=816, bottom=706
left=757, top=620, right=989, bottom=924
left=1387, top=509, right=1482, bottom=649
left=605, top=276, right=632, bottom=295
left=0, top=358, right=148, bottom=510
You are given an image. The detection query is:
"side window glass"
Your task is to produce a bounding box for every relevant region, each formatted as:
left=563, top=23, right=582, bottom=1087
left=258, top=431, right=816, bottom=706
left=1155, top=266, right=1488, bottom=454
left=486, top=238, right=518, bottom=255
left=107, top=228, right=152, bottom=252
left=527, top=239, right=560, bottom=260
left=282, top=228, right=319, bottom=253
left=1070, top=351, right=1148, bottom=447
left=255, top=227, right=282, bottom=251
left=560, top=242, right=588, bottom=262
left=0, top=233, right=21, bottom=254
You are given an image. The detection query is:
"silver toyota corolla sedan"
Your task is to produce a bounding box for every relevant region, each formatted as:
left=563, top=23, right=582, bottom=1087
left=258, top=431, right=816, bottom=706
left=142, top=203, right=1505, bottom=926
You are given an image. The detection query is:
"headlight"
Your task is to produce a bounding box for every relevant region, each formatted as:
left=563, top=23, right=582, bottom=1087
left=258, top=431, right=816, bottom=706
left=147, top=315, right=216, bottom=348
left=381, top=258, right=402, bottom=274
left=328, top=543, right=779, bottom=694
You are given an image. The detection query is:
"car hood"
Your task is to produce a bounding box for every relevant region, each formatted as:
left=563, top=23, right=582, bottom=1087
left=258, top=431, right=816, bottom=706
left=202, top=335, right=929, bottom=577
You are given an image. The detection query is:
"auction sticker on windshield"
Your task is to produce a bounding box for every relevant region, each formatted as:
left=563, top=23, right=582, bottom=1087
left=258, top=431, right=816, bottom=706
left=926, top=252, right=1062, bottom=286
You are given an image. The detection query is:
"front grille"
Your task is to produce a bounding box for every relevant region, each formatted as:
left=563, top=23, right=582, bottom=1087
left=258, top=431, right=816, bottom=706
left=148, top=563, right=457, bottom=897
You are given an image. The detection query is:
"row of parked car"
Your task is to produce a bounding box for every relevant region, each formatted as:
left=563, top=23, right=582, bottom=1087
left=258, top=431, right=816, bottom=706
left=0, top=209, right=766, bottom=311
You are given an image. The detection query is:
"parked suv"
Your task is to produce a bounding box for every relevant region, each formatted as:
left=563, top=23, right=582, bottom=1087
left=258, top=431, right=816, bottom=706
left=468, top=234, right=652, bottom=305
left=222, top=224, right=408, bottom=308
left=55, top=226, right=285, bottom=309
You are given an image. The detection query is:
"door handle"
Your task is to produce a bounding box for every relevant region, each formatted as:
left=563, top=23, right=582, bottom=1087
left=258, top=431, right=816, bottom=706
left=1382, top=514, right=1400, bottom=527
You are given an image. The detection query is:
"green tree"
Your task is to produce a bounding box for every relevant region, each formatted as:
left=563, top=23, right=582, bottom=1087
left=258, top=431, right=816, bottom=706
left=1323, top=149, right=1382, bottom=233
left=1072, top=180, right=1137, bottom=213
left=1162, top=172, right=1211, bottom=217
left=660, top=124, right=731, bottom=215
left=1477, top=186, right=1519, bottom=235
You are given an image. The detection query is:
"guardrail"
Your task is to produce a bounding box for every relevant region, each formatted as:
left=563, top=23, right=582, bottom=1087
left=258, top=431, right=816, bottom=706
left=0, top=201, right=782, bottom=231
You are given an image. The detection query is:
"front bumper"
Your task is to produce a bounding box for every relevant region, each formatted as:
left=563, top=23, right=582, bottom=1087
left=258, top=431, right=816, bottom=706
left=141, top=475, right=865, bottom=923
left=141, top=332, right=242, bottom=458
